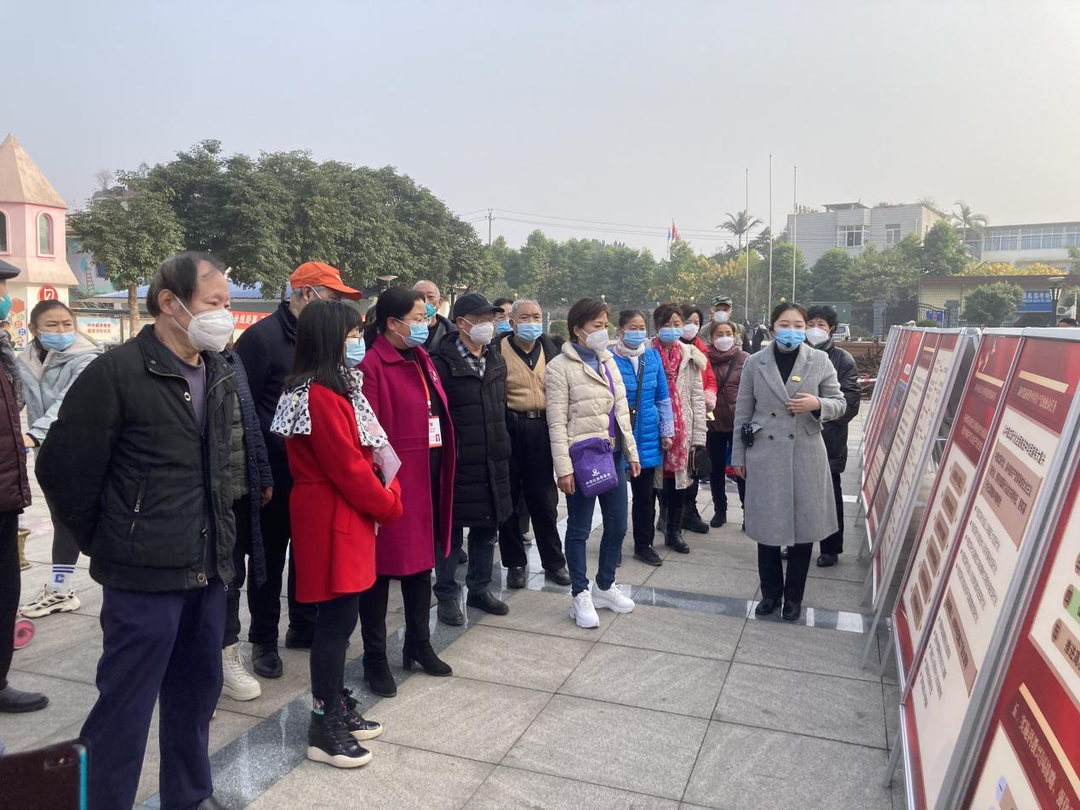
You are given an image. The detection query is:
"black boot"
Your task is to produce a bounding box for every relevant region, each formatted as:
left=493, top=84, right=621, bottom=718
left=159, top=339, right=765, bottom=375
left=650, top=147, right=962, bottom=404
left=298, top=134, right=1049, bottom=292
left=362, top=655, right=397, bottom=698
left=682, top=482, right=709, bottom=534
left=307, top=706, right=372, bottom=768
left=710, top=509, right=727, bottom=529
left=665, top=502, right=690, bottom=554
left=339, top=689, right=383, bottom=741
left=0, top=685, right=48, bottom=713
left=634, top=545, right=663, bottom=566
left=402, top=639, right=453, bottom=676
left=251, top=644, right=283, bottom=679
left=656, top=505, right=667, bottom=532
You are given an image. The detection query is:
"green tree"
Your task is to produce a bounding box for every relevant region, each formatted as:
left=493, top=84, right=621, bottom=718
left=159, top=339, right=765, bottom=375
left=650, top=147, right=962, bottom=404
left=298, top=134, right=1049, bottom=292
left=1068, top=245, right=1080, bottom=274
left=952, top=201, right=987, bottom=250
left=68, top=187, right=184, bottom=332
left=921, top=220, right=971, bottom=276
left=718, top=210, right=763, bottom=251
left=808, top=248, right=852, bottom=303
left=842, top=245, right=920, bottom=304
left=964, top=282, right=1024, bottom=326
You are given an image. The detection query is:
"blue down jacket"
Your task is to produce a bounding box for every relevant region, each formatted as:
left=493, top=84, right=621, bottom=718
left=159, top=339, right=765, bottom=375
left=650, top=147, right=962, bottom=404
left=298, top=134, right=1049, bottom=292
left=612, top=347, right=673, bottom=470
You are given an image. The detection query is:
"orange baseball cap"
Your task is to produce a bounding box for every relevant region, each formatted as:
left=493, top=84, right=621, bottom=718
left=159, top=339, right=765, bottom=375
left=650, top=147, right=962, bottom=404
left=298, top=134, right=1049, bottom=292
left=289, top=262, right=362, bottom=300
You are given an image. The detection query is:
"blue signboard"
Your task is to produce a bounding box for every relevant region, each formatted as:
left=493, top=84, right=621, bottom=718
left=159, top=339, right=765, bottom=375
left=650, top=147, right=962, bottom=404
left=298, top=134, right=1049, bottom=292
left=926, top=308, right=945, bottom=324
left=1016, top=290, right=1053, bottom=313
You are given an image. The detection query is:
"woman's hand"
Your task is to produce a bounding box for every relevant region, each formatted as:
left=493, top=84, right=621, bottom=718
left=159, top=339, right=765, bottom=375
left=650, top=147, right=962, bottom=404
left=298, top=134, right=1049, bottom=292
left=732, top=466, right=746, bottom=479
left=786, top=393, right=820, bottom=414
left=557, top=474, right=576, bottom=495
left=629, top=462, right=641, bottom=478
left=23, top=434, right=36, bottom=449
left=260, top=486, right=274, bottom=506
left=660, top=437, right=673, bottom=450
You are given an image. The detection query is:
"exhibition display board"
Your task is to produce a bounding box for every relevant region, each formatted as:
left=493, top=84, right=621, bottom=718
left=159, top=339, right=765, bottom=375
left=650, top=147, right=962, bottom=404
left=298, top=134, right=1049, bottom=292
left=899, top=332, right=1080, bottom=809
left=861, top=326, right=901, bottom=466
left=861, top=327, right=911, bottom=495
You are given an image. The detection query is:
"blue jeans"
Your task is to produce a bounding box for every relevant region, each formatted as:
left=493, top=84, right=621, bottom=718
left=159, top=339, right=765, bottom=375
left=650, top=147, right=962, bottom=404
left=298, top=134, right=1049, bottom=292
left=564, top=450, right=628, bottom=596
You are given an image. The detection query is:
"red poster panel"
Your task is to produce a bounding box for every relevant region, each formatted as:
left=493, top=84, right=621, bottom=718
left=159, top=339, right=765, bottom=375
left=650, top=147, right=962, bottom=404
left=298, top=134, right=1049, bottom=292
left=961, top=462, right=1080, bottom=810
left=864, top=331, right=926, bottom=537
left=894, top=335, right=1022, bottom=682
left=864, top=330, right=914, bottom=468
left=904, top=336, right=1080, bottom=809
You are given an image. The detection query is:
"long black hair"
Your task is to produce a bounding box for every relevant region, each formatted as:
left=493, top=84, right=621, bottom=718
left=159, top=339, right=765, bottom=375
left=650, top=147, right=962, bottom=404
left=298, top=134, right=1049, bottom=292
left=288, top=300, right=363, bottom=397
left=363, top=286, right=424, bottom=348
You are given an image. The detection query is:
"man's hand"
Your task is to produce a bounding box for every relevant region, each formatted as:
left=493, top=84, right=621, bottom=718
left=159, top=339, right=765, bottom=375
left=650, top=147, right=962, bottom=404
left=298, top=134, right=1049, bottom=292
left=629, top=462, right=641, bottom=478
left=557, top=474, right=576, bottom=495
left=732, top=466, right=746, bottom=479
left=260, top=486, right=273, bottom=506
left=787, top=393, right=820, bottom=414
left=23, top=434, right=36, bottom=449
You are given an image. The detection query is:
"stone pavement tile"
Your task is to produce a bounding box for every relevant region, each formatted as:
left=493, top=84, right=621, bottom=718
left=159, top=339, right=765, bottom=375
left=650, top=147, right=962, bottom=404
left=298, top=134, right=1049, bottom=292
left=559, top=643, right=729, bottom=719
left=642, top=559, right=760, bottom=600
left=248, top=741, right=494, bottom=810
left=669, top=537, right=758, bottom=572
left=584, top=546, right=657, bottom=586
left=734, top=620, right=881, bottom=682
left=503, top=694, right=708, bottom=801
left=715, top=662, right=886, bottom=748
left=216, top=646, right=319, bottom=719
left=806, top=556, right=870, bottom=583
left=600, top=603, right=743, bottom=661
left=478, top=588, right=616, bottom=640
left=10, top=612, right=102, bottom=685
left=684, top=722, right=892, bottom=810
left=1, top=672, right=99, bottom=753
left=801, top=576, right=870, bottom=614
left=438, top=625, right=592, bottom=693
left=375, top=676, right=550, bottom=763
left=465, top=766, right=680, bottom=809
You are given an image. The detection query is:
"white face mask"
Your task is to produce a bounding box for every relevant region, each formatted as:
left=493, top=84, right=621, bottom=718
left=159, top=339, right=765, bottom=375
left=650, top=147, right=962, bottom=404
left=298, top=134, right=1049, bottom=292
left=713, top=336, right=735, bottom=352
left=177, top=300, right=235, bottom=353
left=582, top=328, right=610, bottom=352
left=682, top=323, right=700, bottom=341
left=806, top=327, right=831, bottom=346
left=713, top=310, right=730, bottom=324
left=466, top=320, right=495, bottom=346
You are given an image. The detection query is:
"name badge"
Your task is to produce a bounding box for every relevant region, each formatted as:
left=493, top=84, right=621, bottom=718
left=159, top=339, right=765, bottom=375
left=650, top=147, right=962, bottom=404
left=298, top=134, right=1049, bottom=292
left=792, top=375, right=802, bottom=382
left=428, top=416, right=443, bottom=448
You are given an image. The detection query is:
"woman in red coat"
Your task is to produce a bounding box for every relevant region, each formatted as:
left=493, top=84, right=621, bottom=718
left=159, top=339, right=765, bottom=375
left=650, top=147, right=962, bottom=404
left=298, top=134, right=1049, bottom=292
left=272, top=300, right=402, bottom=769
left=357, top=287, right=456, bottom=697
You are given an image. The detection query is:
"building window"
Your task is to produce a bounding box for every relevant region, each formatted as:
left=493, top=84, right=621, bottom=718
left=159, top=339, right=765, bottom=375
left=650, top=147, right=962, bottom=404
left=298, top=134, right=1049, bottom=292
left=837, top=225, right=868, bottom=247
left=1066, top=225, right=1080, bottom=247
left=38, top=214, right=54, bottom=256
left=0, top=211, right=7, bottom=253
left=885, top=224, right=901, bottom=245
left=985, top=228, right=1018, bottom=252
left=1020, top=225, right=1066, bottom=250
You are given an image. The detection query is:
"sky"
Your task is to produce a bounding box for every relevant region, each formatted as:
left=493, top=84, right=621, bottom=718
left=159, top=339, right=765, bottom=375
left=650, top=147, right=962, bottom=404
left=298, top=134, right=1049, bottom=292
left=6, top=0, right=1080, bottom=258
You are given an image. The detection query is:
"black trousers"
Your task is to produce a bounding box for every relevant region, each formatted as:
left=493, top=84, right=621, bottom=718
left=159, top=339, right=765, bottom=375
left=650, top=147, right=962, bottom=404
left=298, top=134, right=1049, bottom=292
left=758, top=543, right=813, bottom=603
left=630, top=466, right=658, bottom=550
left=0, top=511, right=18, bottom=688
left=82, top=580, right=225, bottom=810
left=223, top=497, right=251, bottom=648
left=248, top=495, right=316, bottom=646
left=498, top=414, right=565, bottom=571
left=311, top=592, right=360, bottom=708
left=706, top=431, right=745, bottom=516
left=358, top=571, right=432, bottom=663
left=663, top=477, right=687, bottom=528
left=819, top=471, right=846, bottom=556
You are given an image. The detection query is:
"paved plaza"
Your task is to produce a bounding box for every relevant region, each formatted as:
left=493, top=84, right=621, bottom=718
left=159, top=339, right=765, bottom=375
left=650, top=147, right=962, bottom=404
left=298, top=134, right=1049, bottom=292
left=5, top=414, right=907, bottom=809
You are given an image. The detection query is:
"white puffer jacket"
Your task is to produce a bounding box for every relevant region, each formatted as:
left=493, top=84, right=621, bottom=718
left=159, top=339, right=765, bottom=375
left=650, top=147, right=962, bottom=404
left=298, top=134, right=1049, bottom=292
left=545, top=341, right=639, bottom=479
left=654, top=341, right=707, bottom=490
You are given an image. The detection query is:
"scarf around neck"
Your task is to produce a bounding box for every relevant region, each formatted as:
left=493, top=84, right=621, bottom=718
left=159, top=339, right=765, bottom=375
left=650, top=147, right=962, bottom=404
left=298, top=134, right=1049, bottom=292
left=653, top=337, right=688, bottom=474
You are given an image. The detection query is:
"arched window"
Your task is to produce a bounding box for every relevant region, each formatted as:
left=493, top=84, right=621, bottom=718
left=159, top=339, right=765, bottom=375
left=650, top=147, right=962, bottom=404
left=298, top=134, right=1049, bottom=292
left=0, top=211, right=7, bottom=253
left=38, top=213, right=53, bottom=256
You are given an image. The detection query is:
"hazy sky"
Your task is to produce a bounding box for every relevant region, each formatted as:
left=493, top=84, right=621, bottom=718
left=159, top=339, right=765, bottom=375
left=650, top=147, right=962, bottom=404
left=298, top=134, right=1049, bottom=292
left=7, top=0, right=1080, bottom=258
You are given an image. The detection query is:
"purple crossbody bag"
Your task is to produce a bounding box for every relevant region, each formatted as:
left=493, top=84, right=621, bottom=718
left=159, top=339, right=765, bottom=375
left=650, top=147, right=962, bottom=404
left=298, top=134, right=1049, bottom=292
left=568, top=365, right=620, bottom=497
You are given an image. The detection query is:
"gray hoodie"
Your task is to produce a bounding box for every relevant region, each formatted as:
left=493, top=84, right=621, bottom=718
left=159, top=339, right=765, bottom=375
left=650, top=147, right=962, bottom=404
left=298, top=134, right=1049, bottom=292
left=18, top=332, right=103, bottom=444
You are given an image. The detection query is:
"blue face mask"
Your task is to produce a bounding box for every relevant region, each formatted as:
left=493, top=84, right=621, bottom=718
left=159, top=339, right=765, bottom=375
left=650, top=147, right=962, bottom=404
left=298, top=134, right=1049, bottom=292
left=40, top=331, right=76, bottom=352
left=774, top=328, right=807, bottom=351
left=496, top=320, right=513, bottom=335
left=397, top=320, right=429, bottom=347
left=425, top=303, right=436, bottom=320
left=621, top=330, right=647, bottom=348
left=515, top=322, right=543, bottom=343
left=658, top=326, right=681, bottom=344
left=345, top=337, right=365, bottom=366
left=0, top=295, right=11, bottom=321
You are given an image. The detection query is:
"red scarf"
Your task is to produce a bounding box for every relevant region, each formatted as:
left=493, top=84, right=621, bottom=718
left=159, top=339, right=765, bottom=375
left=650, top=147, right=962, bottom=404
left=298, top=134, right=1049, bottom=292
left=654, top=338, right=688, bottom=473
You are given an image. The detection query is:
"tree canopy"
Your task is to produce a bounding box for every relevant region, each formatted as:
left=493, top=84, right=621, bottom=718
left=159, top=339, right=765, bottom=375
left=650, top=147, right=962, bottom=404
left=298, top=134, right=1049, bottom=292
left=964, top=283, right=1024, bottom=326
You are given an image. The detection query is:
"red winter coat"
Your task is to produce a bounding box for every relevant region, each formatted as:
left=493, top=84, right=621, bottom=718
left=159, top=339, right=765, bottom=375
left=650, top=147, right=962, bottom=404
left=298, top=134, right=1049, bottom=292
left=692, top=336, right=718, bottom=397
left=360, top=335, right=456, bottom=577
left=286, top=383, right=403, bottom=603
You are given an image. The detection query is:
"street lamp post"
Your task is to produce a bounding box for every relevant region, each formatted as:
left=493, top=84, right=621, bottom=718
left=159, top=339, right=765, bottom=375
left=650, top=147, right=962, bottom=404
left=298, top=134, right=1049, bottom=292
left=1049, top=276, right=1066, bottom=325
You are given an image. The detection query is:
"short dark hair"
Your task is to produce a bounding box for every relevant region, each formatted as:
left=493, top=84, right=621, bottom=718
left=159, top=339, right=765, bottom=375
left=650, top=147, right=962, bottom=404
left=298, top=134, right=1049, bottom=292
left=681, top=304, right=705, bottom=326
left=30, top=299, right=74, bottom=327
left=708, top=318, right=737, bottom=340
left=493, top=297, right=514, bottom=308
left=146, top=251, right=227, bottom=317
left=1059, top=317, right=1078, bottom=327
left=289, top=300, right=363, bottom=397
left=566, top=298, right=610, bottom=341
left=652, top=303, right=682, bottom=329
left=364, top=286, right=424, bottom=346
left=806, top=304, right=838, bottom=330
left=618, top=309, right=645, bottom=328
left=770, top=302, right=808, bottom=328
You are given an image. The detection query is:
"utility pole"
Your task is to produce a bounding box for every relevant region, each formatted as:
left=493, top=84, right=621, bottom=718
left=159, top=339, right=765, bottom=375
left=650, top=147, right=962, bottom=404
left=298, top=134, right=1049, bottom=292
left=744, top=168, right=750, bottom=326
left=768, top=154, right=773, bottom=313
left=486, top=208, right=493, bottom=246
left=792, top=167, right=798, bottom=300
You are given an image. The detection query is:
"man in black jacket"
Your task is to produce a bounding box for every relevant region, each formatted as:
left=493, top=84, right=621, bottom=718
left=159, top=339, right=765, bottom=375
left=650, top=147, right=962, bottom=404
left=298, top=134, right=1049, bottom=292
left=37, top=252, right=238, bottom=810
left=806, top=305, right=862, bottom=567
left=430, top=293, right=513, bottom=625
left=234, top=261, right=360, bottom=677
left=414, top=279, right=458, bottom=351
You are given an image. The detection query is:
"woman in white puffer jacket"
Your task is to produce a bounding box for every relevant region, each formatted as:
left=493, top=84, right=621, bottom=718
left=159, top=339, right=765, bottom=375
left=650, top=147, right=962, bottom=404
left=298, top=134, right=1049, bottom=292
left=545, top=298, right=640, bottom=629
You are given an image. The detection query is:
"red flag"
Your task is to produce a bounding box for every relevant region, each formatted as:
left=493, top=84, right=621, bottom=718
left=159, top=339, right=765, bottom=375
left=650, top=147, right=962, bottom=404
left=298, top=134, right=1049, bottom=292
left=671, top=220, right=679, bottom=241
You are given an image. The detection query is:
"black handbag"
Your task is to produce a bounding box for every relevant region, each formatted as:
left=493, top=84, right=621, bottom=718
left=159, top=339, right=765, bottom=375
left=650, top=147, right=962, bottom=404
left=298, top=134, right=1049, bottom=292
left=689, top=445, right=712, bottom=479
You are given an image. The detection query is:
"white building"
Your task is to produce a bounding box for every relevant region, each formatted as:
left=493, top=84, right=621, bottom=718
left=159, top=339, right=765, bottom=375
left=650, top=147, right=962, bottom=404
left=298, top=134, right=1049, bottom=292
left=785, top=202, right=947, bottom=267
left=963, top=222, right=1080, bottom=270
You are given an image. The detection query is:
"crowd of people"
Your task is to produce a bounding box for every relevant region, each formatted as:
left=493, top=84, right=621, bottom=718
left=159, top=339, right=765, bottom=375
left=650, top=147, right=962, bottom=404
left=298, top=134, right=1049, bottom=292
left=0, top=251, right=863, bottom=808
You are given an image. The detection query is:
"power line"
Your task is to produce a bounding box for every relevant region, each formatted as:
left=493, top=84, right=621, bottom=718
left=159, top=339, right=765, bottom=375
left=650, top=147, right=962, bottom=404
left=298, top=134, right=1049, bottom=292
left=492, top=208, right=736, bottom=236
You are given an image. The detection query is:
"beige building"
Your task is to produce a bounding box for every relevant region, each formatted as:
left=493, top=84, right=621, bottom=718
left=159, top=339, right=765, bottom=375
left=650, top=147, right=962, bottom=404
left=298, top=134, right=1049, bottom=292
left=918, top=273, right=1079, bottom=327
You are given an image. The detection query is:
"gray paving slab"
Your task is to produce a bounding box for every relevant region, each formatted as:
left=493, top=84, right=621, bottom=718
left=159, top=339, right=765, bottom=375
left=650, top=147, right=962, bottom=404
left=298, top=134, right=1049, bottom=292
left=1, top=671, right=99, bottom=753
left=465, top=766, right=679, bottom=809
left=734, top=619, right=881, bottom=682
left=9, top=611, right=102, bottom=684
left=599, top=603, right=744, bottom=661
left=801, top=575, right=871, bottom=614
left=477, top=587, right=616, bottom=640
left=642, top=559, right=760, bottom=600
left=437, top=625, right=592, bottom=692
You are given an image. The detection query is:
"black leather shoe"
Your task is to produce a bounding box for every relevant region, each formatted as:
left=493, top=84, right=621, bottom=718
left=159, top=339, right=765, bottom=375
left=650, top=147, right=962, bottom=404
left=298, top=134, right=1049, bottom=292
left=782, top=600, right=802, bottom=622
left=340, top=689, right=383, bottom=740
left=362, top=658, right=397, bottom=698
left=816, top=554, right=838, bottom=568
left=197, top=796, right=227, bottom=810
left=466, top=591, right=509, bottom=615
left=682, top=514, right=709, bottom=535
left=664, top=529, right=690, bottom=554
left=307, top=708, right=372, bottom=768
left=506, top=566, right=528, bottom=589
left=437, top=599, right=464, bottom=627
left=754, top=598, right=780, bottom=616
left=780, top=546, right=790, bottom=560
left=285, top=628, right=313, bottom=650
left=0, top=685, right=48, bottom=713
left=710, top=512, right=727, bottom=529
left=251, top=644, right=283, bottom=679
left=402, top=640, right=452, bottom=676
left=544, top=567, right=572, bottom=586
left=633, top=546, right=663, bottom=566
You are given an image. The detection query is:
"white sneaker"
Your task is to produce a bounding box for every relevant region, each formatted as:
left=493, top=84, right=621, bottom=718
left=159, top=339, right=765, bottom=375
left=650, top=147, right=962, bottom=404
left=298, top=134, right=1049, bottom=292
left=592, top=582, right=635, bottom=613
left=569, top=590, right=600, bottom=629
left=21, top=586, right=81, bottom=618
left=221, top=643, right=262, bottom=701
